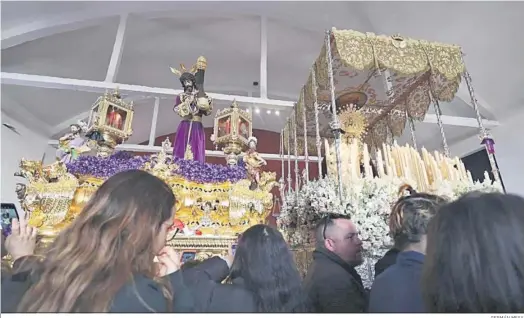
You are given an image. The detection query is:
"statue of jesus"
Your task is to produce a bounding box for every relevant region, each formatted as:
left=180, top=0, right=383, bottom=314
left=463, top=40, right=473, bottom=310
left=170, top=56, right=213, bottom=163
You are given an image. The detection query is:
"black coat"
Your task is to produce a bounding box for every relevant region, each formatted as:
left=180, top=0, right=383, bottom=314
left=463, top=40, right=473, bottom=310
left=369, top=251, right=426, bottom=313
left=195, top=276, right=257, bottom=312
left=1, top=255, right=230, bottom=313
left=374, top=248, right=400, bottom=278
left=303, top=248, right=368, bottom=313
left=184, top=268, right=257, bottom=312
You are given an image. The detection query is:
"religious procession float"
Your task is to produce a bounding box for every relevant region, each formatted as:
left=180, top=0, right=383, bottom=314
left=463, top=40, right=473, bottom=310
left=12, top=28, right=502, bottom=287
left=276, top=29, right=502, bottom=286
left=14, top=56, right=277, bottom=262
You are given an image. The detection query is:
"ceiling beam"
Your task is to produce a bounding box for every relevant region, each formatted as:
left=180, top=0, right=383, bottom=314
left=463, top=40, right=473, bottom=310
left=259, top=16, right=268, bottom=99
left=105, top=14, right=128, bottom=83
left=422, top=114, right=498, bottom=128
left=2, top=72, right=500, bottom=134
left=48, top=91, right=296, bottom=137
left=1, top=72, right=296, bottom=108
left=47, top=140, right=319, bottom=162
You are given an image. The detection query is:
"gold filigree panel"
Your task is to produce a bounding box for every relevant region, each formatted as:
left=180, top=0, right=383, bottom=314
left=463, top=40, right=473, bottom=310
left=290, top=28, right=465, bottom=147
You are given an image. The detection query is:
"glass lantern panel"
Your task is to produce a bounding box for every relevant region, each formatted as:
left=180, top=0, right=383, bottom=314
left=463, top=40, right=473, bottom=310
left=105, top=104, right=127, bottom=131
left=88, top=105, right=99, bottom=128
left=237, top=116, right=250, bottom=140
left=217, top=115, right=232, bottom=138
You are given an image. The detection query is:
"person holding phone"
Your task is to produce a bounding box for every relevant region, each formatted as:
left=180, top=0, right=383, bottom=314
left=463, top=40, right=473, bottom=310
left=1, top=214, right=38, bottom=313
left=1, top=204, right=38, bottom=272
left=1, top=170, right=234, bottom=313
left=4, top=218, right=37, bottom=263
left=1, top=203, right=21, bottom=237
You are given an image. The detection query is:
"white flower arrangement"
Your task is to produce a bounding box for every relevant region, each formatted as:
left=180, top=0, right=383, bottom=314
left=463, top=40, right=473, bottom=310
left=279, top=176, right=404, bottom=252
left=279, top=174, right=503, bottom=288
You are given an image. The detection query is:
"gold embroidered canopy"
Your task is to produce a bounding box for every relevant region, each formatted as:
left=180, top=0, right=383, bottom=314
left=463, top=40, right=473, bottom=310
left=285, top=28, right=465, bottom=155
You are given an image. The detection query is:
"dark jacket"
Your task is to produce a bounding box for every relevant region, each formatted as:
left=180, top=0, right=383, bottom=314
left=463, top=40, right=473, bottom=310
left=368, top=251, right=425, bottom=313
left=303, top=248, right=367, bottom=313
left=1, top=255, right=229, bottom=313
left=374, top=248, right=400, bottom=278
left=196, top=276, right=256, bottom=312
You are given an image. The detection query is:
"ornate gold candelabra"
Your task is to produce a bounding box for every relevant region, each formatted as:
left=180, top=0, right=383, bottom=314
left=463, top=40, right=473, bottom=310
left=86, top=88, right=134, bottom=157
left=213, top=100, right=252, bottom=165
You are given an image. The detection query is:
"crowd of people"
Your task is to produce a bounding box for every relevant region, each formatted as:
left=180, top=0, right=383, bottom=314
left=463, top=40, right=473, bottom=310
left=1, top=169, right=523, bottom=313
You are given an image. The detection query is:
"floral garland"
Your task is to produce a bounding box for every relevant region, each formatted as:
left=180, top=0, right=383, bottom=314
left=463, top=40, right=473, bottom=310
left=278, top=176, right=503, bottom=288
left=66, top=151, right=247, bottom=183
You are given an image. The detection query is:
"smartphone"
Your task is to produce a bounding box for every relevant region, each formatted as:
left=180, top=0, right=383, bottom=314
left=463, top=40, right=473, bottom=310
left=181, top=251, right=197, bottom=263
left=1, top=203, right=20, bottom=237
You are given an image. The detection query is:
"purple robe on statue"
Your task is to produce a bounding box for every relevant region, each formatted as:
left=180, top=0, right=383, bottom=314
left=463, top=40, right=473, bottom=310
left=173, top=95, right=208, bottom=163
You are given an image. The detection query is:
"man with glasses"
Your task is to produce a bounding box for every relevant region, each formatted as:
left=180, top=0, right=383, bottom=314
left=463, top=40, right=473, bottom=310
left=303, top=214, right=367, bottom=312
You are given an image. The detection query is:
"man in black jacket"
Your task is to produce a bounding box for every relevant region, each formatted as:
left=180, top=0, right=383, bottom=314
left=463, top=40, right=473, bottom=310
left=304, top=215, right=367, bottom=313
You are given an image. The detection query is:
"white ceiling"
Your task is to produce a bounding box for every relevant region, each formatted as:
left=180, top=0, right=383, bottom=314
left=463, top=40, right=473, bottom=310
left=1, top=1, right=523, bottom=152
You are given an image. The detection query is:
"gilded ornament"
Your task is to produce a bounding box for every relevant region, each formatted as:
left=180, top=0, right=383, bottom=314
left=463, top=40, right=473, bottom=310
left=339, top=110, right=368, bottom=142
left=297, top=28, right=465, bottom=148
left=18, top=137, right=277, bottom=254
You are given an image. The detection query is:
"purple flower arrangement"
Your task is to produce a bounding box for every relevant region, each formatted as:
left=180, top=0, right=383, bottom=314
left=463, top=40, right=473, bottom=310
left=66, top=152, right=247, bottom=184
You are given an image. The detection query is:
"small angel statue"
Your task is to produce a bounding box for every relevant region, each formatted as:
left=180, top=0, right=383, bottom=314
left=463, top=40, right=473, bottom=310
left=56, top=120, right=91, bottom=163
left=243, top=136, right=267, bottom=190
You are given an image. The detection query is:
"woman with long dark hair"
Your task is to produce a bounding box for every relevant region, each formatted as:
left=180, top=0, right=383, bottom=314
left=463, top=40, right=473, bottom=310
left=369, top=185, right=446, bottom=312
left=422, top=192, right=524, bottom=313
left=195, top=224, right=309, bottom=312
left=3, top=169, right=229, bottom=313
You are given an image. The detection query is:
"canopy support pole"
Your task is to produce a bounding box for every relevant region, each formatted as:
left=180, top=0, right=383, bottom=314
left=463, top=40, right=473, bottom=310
left=301, top=89, right=309, bottom=183
left=325, top=29, right=344, bottom=202
left=311, top=67, right=323, bottom=178
left=429, top=90, right=450, bottom=157
left=462, top=57, right=503, bottom=189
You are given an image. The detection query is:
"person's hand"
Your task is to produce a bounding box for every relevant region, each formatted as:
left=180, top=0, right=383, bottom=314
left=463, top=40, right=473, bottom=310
left=225, top=242, right=236, bottom=266
left=5, top=218, right=37, bottom=261
left=156, top=246, right=181, bottom=277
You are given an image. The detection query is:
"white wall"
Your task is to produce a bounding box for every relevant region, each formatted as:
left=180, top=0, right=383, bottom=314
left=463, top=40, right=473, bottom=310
left=450, top=110, right=524, bottom=197
left=1, top=113, right=54, bottom=217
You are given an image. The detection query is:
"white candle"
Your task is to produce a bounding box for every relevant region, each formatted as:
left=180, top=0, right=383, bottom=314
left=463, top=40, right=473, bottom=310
left=376, top=148, right=385, bottom=177
left=484, top=171, right=492, bottom=183
left=363, top=144, right=370, bottom=179
left=420, top=163, right=429, bottom=190
left=467, top=170, right=474, bottom=184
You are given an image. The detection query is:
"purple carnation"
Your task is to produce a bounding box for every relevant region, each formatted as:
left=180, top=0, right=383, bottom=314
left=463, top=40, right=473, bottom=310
left=66, top=152, right=247, bottom=183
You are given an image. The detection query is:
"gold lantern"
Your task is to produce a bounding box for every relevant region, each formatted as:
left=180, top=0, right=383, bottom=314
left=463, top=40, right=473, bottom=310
left=86, top=89, right=134, bottom=157
left=213, top=100, right=252, bottom=165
